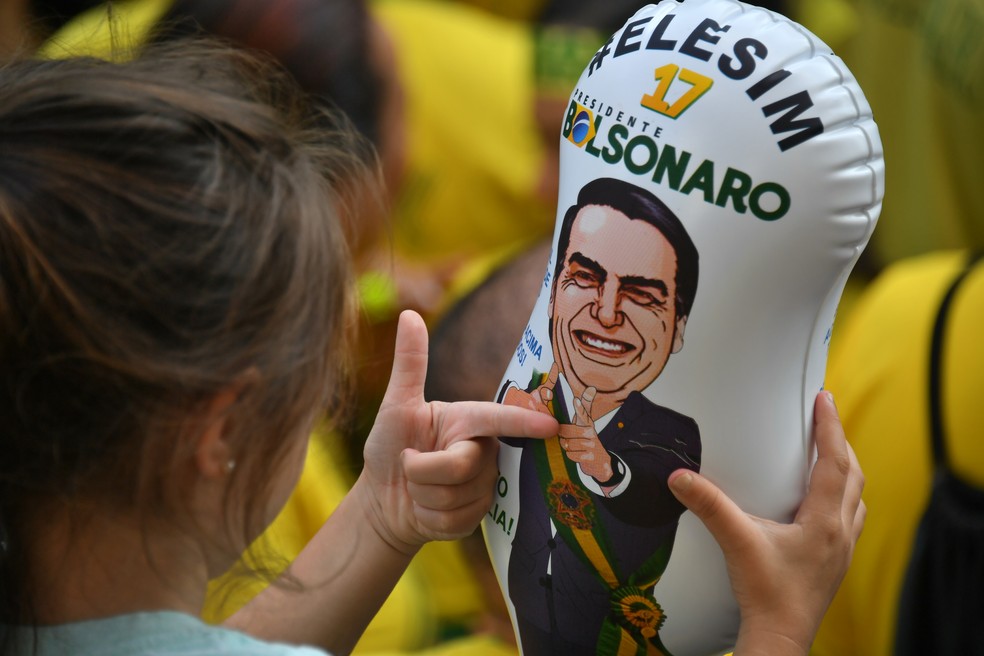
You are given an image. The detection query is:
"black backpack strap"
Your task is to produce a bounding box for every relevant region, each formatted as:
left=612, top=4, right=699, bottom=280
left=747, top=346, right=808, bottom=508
left=927, top=251, right=983, bottom=468
left=894, top=251, right=984, bottom=656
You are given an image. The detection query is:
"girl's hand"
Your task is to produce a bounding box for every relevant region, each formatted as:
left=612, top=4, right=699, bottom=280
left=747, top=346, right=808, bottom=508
left=668, top=391, right=865, bottom=656
left=359, top=310, right=559, bottom=553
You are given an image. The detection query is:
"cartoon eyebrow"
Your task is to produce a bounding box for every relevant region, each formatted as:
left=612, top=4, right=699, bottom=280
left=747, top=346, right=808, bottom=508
left=618, top=274, right=669, bottom=298
left=567, top=252, right=607, bottom=284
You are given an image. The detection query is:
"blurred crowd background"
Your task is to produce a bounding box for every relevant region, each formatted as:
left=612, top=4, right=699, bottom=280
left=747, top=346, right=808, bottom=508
left=1, top=0, right=980, bottom=654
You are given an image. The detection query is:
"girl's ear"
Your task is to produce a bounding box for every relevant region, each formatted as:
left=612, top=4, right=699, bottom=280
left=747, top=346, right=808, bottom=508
left=194, top=369, right=259, bottom=479
left=194, top=388, right=239, bottom=480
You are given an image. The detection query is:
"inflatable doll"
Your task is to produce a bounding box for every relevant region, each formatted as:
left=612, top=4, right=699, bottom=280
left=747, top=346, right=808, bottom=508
left=483, top=1, right=884, bottom=654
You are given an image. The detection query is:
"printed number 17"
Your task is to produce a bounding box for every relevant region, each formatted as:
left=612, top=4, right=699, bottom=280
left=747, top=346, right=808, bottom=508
left=640, top=63, right=713, bottom=119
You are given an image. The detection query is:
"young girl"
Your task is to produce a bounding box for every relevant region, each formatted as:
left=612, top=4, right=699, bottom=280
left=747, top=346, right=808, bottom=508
left=0, top=42, right=864, bottom=656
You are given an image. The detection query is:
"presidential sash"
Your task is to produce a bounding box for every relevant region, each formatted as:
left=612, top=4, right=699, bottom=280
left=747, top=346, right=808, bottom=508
left=527, top=371, right=676, bottom=656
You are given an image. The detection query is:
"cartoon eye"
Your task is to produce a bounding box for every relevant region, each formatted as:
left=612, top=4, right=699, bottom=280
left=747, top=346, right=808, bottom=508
left=622, top=286, right=666, bottom=308
left=571, top=269, right=600, bottom=288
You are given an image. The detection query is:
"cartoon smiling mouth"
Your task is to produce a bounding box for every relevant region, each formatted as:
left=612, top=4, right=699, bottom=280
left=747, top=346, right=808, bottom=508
left=574, top=330, right=636, bottom=356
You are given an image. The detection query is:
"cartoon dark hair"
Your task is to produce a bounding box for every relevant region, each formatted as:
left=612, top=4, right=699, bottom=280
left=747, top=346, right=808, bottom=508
left=553, top=177, right=699, bottom=319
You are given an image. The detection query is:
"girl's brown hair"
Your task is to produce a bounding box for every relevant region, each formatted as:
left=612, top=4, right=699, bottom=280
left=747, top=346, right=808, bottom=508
left=0, top=40, right=370, bottom=631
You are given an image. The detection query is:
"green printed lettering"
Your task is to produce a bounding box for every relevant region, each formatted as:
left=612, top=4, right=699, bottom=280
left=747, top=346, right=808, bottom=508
left=562, top=101, right=577, bottom=138
left=680, top=159, right=715, bottom=202
left=602, top=124, right=628, bottom=164
left=496, top=508, right=508, bottom=531
left=624, top=135, right=659, bottom=175
left=749, top=182, right=790, bottom=221
left=584, top=123, right=789, bottom=222
left=715, top=167, right=751, bottom=213
left=652, top=145, right=691, bottom=190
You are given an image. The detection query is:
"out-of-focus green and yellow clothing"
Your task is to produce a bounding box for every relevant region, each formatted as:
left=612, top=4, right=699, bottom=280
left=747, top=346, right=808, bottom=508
left=813, top=251, right=984, bottom=655
left=805, top=0, right=984, bottom=268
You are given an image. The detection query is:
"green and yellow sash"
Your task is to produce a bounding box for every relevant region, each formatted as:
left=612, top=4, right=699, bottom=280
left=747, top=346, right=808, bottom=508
left=528, top=371, right=676, bottom=656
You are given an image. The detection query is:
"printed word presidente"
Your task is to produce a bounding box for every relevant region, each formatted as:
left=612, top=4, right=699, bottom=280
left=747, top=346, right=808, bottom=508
left=563, top=102, right=791, bottom=221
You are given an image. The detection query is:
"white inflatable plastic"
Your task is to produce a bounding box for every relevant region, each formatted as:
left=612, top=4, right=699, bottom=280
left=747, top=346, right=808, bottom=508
left=482, top=1, right=884, bottom=654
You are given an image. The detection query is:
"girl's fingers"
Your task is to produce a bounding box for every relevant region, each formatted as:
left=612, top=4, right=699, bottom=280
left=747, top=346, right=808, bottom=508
left=402, top=439, right=495, bottom=486
left=380, top=310, right=430, bottom=407
left=406, top=477, right=494, bottom=512
left=441, top=402, right=559, bottom=444
left=668, top=469, right=755, bottom=555
left=411, top=494, right=496, bottom=540
left=842, top=439, right=865, bottom=527
left=853, top=499, right=867, bottom=542
left=800, top=392, right=854, bottom=522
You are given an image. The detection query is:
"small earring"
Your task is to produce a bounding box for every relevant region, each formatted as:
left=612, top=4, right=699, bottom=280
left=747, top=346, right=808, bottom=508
left=225, top=459, right=236, bottom=473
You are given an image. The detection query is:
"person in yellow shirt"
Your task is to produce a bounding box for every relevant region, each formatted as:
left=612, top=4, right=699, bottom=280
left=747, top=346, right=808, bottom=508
left=813, top=251, right=984, bottom=655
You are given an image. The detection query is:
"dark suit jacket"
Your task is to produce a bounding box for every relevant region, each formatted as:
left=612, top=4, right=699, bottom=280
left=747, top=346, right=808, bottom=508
left=502, top=386, right=701, bottom=652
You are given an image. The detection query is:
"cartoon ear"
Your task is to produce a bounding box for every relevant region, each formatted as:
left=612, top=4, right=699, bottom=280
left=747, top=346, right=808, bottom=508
left=484, top=1, right=883, bottom=654
left=671, top=315, right=688, bottom=354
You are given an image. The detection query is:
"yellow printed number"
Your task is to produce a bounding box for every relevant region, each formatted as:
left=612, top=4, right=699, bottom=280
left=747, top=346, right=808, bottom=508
left=640, top=63, right=713, bottom=119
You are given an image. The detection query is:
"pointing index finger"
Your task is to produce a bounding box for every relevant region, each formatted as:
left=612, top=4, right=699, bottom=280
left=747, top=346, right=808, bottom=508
left=448, top=401, right=559, bottom=443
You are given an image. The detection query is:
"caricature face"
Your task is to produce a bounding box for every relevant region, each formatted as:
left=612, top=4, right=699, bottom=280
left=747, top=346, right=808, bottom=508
left=550, top=205, right=687, bottom=399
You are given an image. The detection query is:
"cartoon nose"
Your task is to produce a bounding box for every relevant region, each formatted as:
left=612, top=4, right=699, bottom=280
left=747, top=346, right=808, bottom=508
left=592, top=284, right=623, bottom=327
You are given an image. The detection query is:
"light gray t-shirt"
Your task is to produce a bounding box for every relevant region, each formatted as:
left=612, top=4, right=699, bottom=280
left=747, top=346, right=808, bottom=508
left=6, top=611, right=329, bottom=656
